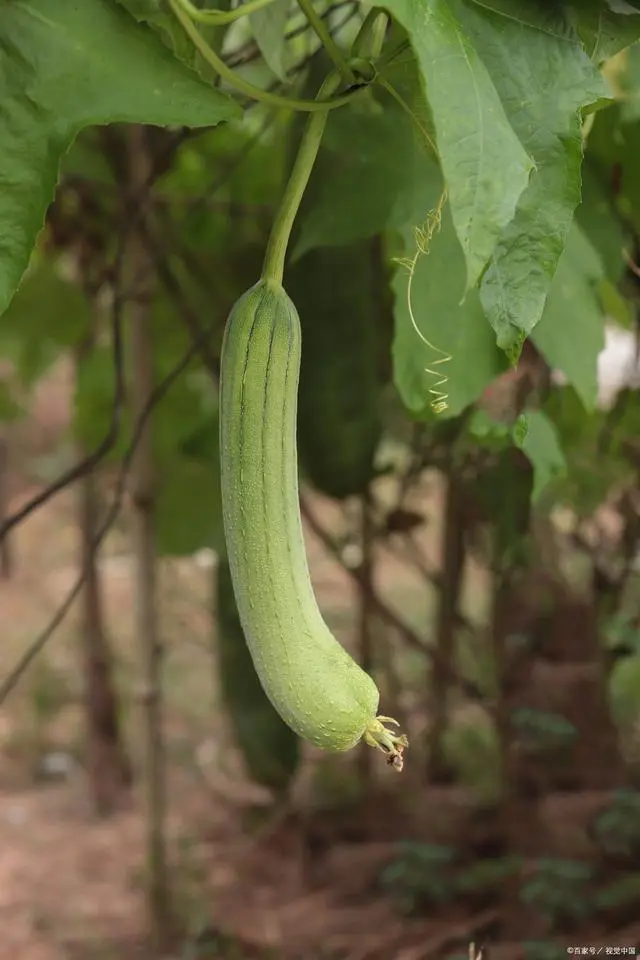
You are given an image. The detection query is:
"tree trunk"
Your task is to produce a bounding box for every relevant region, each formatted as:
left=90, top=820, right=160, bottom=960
left=427, top=473, right=465, bottom=783
left=127, top=125, right=173, bottom=952
left=0, top=433, right=13, bottom=579
left=78, top=416, right=132, bottom=815
left=491, top=571, right=547, bottom=938
left=357, top=487, right=376, bottom=786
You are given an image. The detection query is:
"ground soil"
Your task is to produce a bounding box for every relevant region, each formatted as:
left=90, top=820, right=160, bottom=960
left=0, top=361, right=637, bottom=960
left=0, top=361, right=450, bottom=959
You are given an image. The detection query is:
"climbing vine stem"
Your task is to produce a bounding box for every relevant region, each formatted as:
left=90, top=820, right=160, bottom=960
left=296, top=0, right=355, bottom=84
left=261, top=71, right=343, bottom=284
left=169, top=0, right=364, bottom=113
left=261, top=9, right=386, bottom=283
left=173, top=0, right=278, bottom=26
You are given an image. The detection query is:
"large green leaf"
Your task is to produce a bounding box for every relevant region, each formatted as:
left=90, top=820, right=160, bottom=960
left=392, top=200, right=505, bottom=420
left=116, top=0, right=231, bottom=72
left=456, top=1, right=608, bottom=354
left=519, top=410, right=566, bottom=501
left=156, top=458, right=223, bottom=556
left=570, top=0, right=640, bottom=62
left=543, top=386, right=634, bottom=515
left=249, top=0, right=292, bottom=82
left=0, top=257, right=90, bottom=385
left=152, top=374, right=213, bottom=461
left=532, top=225, right=606, bottom=411
left=620, top=40, right=640, bottom=123
left=381, top=0, right=533, bottom=291
left=61, top=130, right=118, bottom=185
left=115, top=0, right=198, bottom=66
left=73, top=344, right=131, bottom=461
left=73, top=294, right=215, bottom=465
left=293, top=67, right=441, bottom=257
left=619, top=120, right=640, bottom=231
left=286, top=241, right=382, bottom=500
left=473, top=0, right=640, bottom=62
left=575, top=159, right=627, bottom=285
left=471, top=446, right=533, bottom=562
left=156, top=406, right=224, bottom=556
left=0, top=0, right=239, bottom=321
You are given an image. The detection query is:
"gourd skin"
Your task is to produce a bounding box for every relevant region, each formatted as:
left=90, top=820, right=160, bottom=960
left=216, top=553, right=300, bottom=795
left=219, top=278, right=380, bottom=752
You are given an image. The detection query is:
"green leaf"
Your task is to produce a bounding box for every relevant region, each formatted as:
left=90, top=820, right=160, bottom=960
left=115, top=0, right=228, bottom=72
left=520, top=410, right=566, bottom=501
left=605, top=390, right=640, bottom=464
left=0, top=382, right=23, bottom=423
left=467, top=409, right=512, bottom=454
left=61, top=130, right=118, bottom=185
left=619, top=120, right=640, bottom=231
left=152, top=370, right=216, bottom=462
left=0, top=0, right=239, bottom=320
left=166, top=117, right=286, bottom=207
left=392, top=201, right=505, bottom=420
left=542, top=386, right=624, bottom=515
left=569, top=0, right=640, bottom=62
left=145, top=297, right=218, bottom=461
left=0, top=257, right=90, bottom=385
left=512, top=413, right=529, bottom=449
left=575, top=159, right=627, bottom=284
left=293, top=69, right=442, bottom=257
left=457, top=1, right=609, bottom=352
left=156, top=457, right=223, bottom=556
left=598, top=279, right=634, bottom=329
left=156, top=391, right=223, bottom=557
left=605, top=0, right=640, bottom=11
left=584, top=98, right=625, bottom=174
left=118, top=0, right=163, bottom=12
left=73, top=345, right=130, bottom=460
left=471, top=446, right=533, bottom=560
left=286, top=240, right=382, bottom=499
left=532, top=225, right=605, bottom=410
left=620, top=40, right=640, bottom=123
left=73, top=326, right=216, bottom=469
left=381, top=0, right=533, bottom=290
left=249, top=0, right=291, bottom=82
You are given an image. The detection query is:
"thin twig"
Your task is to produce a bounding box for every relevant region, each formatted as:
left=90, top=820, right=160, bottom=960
left=0, top=317, right=217, bottom=706
left=0, top=292, right=125, bottom=542
left=225, top=0, right=357, bottom=68
left=300, top=494, right=430, bottom=656
left=0, top=134, right=184, bottom=543
left=151, top=245, right=221, bottom=379
left=0, top=433, right=12, bottom=578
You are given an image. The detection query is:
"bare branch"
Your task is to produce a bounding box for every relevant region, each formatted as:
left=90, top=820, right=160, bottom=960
left=0, top=313, right=218, bottom=706
left=300, top=493, right=430, bottom=657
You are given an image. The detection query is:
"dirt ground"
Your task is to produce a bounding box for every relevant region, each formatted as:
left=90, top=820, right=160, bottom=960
left=0, top=360, right=476, bottom=959
left=5, top=361, right=639, bottom=960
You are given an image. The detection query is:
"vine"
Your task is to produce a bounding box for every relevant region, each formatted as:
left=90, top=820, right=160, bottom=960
left=394, top=189, right=451, bottom=415
left=168, top=0, right=369, bottom=113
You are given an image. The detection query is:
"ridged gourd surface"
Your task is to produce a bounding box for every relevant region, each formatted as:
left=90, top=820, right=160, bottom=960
left=219, top=278, right=379, bottom=751
left=216, top=553, right=300, bottom=794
